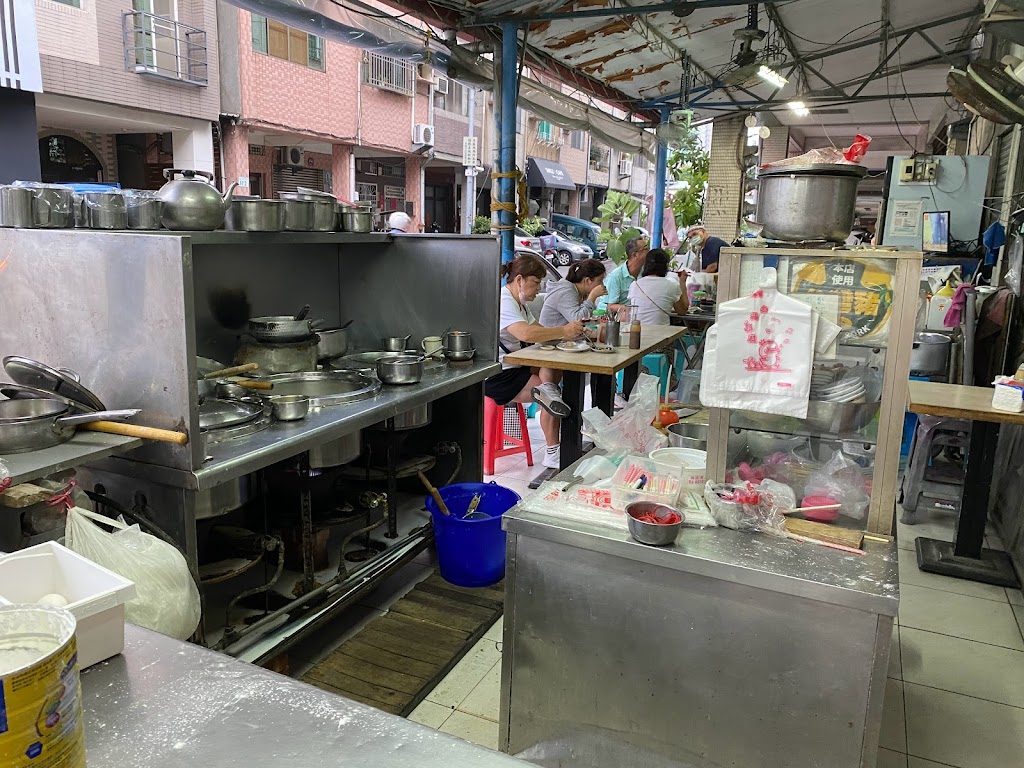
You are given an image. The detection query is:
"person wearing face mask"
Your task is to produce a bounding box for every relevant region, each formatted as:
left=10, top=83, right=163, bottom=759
left=686, top=225, right=728, bottom=273
left=603, top=235, right=650, bottom=314
left=486, top=254, right=585, bottom=469
left=539, top=259, right=607, bottom=326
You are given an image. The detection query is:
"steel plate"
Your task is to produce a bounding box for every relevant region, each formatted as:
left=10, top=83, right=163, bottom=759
left=254, top=370, right=382, bottom=407
left=199, top=398, right=265, bottom=431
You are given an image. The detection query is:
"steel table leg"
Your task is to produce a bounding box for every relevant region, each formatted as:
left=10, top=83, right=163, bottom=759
left=593, top=373, right=615, bottom=417
left=622, top=363, right=640, bottom=400
left=916, top=421, right=1020, bottom=587
left=559, top=370, right=586, bottom=470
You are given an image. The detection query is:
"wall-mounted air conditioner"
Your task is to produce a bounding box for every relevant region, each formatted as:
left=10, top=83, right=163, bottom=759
left=284, top=146, right=305, bottom=166
left=618, top=159, right=633, bottom=177
left=434, top=76, right=450, bottom=95
left=413, top=124, right=435, bottom=146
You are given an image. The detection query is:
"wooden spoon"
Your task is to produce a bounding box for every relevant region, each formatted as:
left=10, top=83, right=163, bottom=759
left=79, top=422, right=189, bottom=445
left=416, top=470, right=450, bottom=516
left=205, top=363, right=259, bottom=379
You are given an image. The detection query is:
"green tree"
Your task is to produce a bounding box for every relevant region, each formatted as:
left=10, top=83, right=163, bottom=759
left=472, top=216, right=492, bottom=235
left=666, top=125, right=709, bottom=231
left=593, top=190, right=641, bottom=236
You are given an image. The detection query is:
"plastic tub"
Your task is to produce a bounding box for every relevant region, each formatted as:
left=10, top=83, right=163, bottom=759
left=0, top=541, right=137, bottom=668
left=425, top=482, right=520, bottom=588
left=649, top=447, right=708, bottom=491
left=610, top=457, right=681, bottom=510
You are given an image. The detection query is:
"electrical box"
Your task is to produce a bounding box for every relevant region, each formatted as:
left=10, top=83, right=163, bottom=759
left=898, top=157, right=937, bottom=184
left=898, top=159, right=915, bottom=183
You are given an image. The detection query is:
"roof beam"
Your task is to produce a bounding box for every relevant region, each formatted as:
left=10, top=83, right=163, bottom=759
left=851, top=29, right=913, bottom=97
left=764, top=4, right=848, bottom=99
left=466, top=0, right=783, bottom=27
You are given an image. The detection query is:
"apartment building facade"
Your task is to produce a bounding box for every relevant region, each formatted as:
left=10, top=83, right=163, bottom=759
left=15, top=0, right=222, bottom=186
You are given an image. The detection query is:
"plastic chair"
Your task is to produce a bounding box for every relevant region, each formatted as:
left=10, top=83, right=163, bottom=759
left=900, top=415, right=971, bottom=523
left=617, top=353, right=671, bottom=395
left=484, top=397, right=534, bottom=475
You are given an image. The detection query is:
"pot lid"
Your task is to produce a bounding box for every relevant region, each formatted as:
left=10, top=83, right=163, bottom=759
left=3, top=356, right=106, bottom=411
left=757, top=163, right=868, bottom=179
left=0, top=382, right=97, bottom=413
left=199, top=398, right=265, bottom=432
left=254, top=371, right=381, bottom=407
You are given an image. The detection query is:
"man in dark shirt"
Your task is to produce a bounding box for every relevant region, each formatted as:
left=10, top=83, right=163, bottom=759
left=687, top=226, right=728, bottom=273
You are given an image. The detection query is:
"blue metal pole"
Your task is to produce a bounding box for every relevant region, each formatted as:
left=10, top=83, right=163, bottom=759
left=499, top=22, right=519, bottom=264
left=651, top=107, right=669, bottom=248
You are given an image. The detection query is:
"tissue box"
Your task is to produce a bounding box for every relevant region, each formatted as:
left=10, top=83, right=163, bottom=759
left=992, top=383, right=1024, bottom=413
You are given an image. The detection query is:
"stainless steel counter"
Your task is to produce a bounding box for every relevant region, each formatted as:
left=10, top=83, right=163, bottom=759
left=92, top=361, right=499, bottom=490
left=499, top=465, right=899, bottom=768
left=81, top=625, right=525, bottom=768
left=0, top=433, right=143, bottom=486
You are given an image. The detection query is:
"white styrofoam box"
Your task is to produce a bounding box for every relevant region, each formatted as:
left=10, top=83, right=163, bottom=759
left=0, top=541, right=137, bottom=668
left=992, top=383, right=1024, bottom=413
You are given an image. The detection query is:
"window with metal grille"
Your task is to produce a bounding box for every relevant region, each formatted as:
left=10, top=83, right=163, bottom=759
left=251, top=15, right=324, bottom=71
left=537, top=121, right=555, bottom=144
left=434, top=79, right=469, bottom=116
left=569, top=130, right=585, bottom=150
left=363, top=53, right=415, bottom=96
left=356, top=182, right=379, bottom=206
left=589, top=144, right=609, bottom=171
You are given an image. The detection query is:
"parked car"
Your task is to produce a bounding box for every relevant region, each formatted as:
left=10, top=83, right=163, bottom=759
left=515, top=246, right=561, bottom=318
left=551, top=213, right=606, bottom=259
left=547, top=230, right=595, bottom=266
left=515, top=227, right=543, bottom=252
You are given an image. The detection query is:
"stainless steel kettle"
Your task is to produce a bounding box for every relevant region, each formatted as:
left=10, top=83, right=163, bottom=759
left=158, top=169, right=238, bottom=231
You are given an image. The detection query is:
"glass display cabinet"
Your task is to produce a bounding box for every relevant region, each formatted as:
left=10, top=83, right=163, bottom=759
left=706, top=247, right=923, bottom=535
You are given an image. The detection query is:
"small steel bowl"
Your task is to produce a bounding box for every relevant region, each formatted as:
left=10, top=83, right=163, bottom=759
left=216, top=381, right=249, bottom=400
left=444, top=348, right=476, bottom=362
left=625, top=502, right=684, bottom=546
left=269, top=394, right=310, bottom=421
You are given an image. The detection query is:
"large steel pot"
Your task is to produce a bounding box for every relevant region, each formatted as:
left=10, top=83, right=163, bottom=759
left=26, top=183, right=76, bottom=228
left=316, top=325, right=351, bottom=361
left=158, top=169, right=238, bottom=230
left=910, top=332, right=951, bottom=375
left=225, top=198, right=286, bottom=231
left=309, top=430, right=362, bottom=468
left=247, top=313, right=316, bottom=343
left=82, top=191, right=128, bottom=229
left=340, top=207, right=373, bottom=233
left=235, top=338, right=318, bottom=374
left=124, top=192, right=163, bottom=230
left=0, top=399, right=138, bottom=453
left=195, top=474, right=256, bottom=520
left=667, top=421, right=707, bottom=449
left=0, top=185, right=34, bottom=227
left=279, top=199, right=315, bottom=231
left=756, top=164, right=867, bottom=243
left=278, top=194, right=337, bottom=232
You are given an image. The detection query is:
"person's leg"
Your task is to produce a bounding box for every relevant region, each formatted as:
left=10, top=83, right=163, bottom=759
left=532, top=367, right=570, bottom=418
left=514, top=373, right=562, bottom=468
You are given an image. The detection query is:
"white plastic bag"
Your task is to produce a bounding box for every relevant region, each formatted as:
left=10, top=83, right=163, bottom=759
left=581, top=373, right=667, bottom=456
left=65, top=506, right=201, bottom=640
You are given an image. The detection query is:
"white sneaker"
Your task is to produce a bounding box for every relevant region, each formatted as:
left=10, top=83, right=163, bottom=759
left=532, top=382, right=571, bottom=417
left=542, top=446, right=561, bottom=469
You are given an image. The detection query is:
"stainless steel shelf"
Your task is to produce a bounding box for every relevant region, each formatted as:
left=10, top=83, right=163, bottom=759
left=92, top=361, right=500, bottom=491
left=728, top=422, right=878, bottom=446
left=184, top=231, right=393, bottom=246
left=1, top=433, right=143, bottom=486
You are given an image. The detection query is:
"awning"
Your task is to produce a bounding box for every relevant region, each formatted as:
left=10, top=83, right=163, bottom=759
left=526, top=158, right=576, bottom=191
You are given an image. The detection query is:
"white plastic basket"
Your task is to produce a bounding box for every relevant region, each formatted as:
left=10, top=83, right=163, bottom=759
left=0, top=541, right=137, bottom=668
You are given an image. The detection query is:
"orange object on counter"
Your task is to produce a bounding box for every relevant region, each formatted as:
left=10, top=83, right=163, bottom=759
left=657, top=407, right=680, bottom=426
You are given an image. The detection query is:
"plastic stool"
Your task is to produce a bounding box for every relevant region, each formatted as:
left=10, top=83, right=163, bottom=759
left=484, top=397, right=534, bottom=475
left=900, top=415, right=971, bottom=523
left=617, top=353, right=671, bottom=395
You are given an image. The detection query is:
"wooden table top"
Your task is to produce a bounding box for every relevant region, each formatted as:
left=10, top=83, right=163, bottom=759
left=501, top=324, right=687, bottom=375
left=907, top=381, right=1024, bottom=426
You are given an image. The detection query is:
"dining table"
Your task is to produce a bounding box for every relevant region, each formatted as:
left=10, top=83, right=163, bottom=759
left=502, top=324, right=687, bottom=487
left=906, top=380, right=1021, bottom=587
left=670, top=309, right=716, bottom=369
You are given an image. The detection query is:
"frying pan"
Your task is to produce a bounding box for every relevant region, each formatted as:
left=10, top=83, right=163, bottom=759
left=0, top=399, right=140, bottom=454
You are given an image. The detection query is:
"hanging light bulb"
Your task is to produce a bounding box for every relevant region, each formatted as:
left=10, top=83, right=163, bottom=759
left=757, top=65, right=788, bottom=88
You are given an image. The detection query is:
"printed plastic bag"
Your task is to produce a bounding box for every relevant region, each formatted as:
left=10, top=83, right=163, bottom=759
left=65, top=506, right=201, bottom=639
left=581, top=373, right=667, bottom=456
left=804, top=450, right=870, bottom=521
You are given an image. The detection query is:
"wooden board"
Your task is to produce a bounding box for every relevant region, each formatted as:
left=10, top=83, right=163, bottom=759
left=0, top=482, right=52, bottom=508
left=300, top=572, right=503, bottom=717
left=501, top=324, right=686, bottom=375
left=785, top=518, right=865, bottom=549
left=907, top=381, right=1024, bottom=426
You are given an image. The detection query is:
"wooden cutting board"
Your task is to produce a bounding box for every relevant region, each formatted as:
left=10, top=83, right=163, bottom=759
left=785, top=518, right=864, bottom=549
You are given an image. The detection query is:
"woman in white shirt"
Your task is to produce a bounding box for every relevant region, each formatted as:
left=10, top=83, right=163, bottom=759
left=486, top=254, right=584, bottom=469
left=627, top=248, right=689, bottom=325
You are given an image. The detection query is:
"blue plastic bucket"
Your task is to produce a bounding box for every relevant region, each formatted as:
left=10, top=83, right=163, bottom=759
left=425, top=482, right=521, bottom=588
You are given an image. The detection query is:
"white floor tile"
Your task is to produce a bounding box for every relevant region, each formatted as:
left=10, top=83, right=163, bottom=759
left=409, top=700, right=453, bottom=729
left=1007, top=587, right=1024, bottom=607
left=491, top=455, right=526, bottom=477
left=889, top=623, right=902, bottom=681
left=426, top=637, right=502, bottom=709
left=900, top=627, right=1024, bottom=709
left=499, top=459, right=544, bottom=482
left=896, top=506, right=958, bottom=551
left=439, top=710, right=499, bottom=750
left=484, top=616, right=504, bottom=642
left=458, top=661, right=502, bottom=722
left=897, top=584, right=1024, bottom=651
left=897, top=547, right=1009, bottom=603
left=985, top=533, right=1007, bottom=552
left=905, top=681, right=1024, bottom=768
left=880, top=679, right=907, bottom=754
left=496, top=476, right=533, bottom=499
left=878, top=748, right=908, bottom=768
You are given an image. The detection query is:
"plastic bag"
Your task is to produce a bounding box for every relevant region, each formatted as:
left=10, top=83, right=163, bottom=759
left=1006, top=236, right=1022, bottom=297
left=760, top=134, right=871, bottom=169
left=65, top=506, right=201, bottom=639
left=581, top=373, right=667, bottom=456
left=804, top=450, right=870, bottom=521
left=0, top=459, right=10, bottom=494
left=703, top=479, right=789, bottom=536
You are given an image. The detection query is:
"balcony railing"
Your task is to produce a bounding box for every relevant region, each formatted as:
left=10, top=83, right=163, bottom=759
left=363, top=52, right=415, bottom=96
left=123, top=11, right=208, bottom=86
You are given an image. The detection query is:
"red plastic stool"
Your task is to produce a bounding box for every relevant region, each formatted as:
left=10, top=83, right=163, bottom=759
left=484, top=397, right=534, bottom=475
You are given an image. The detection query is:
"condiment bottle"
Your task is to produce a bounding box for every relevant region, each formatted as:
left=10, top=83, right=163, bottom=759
left=1015, top=364, right=1024, bottom=383
left=628, top=304, right=641, bottom=350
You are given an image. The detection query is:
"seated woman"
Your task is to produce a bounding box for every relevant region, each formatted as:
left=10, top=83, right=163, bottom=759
left=485, top=253, right=584, bottom=470
left=627, top=248, right=689, bottom=324
left=539, top=258, right=607, bottom=327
